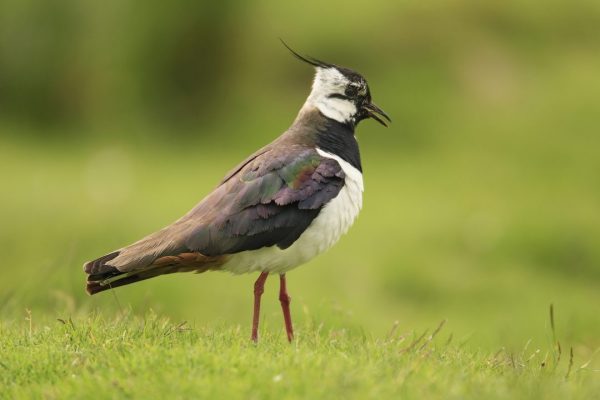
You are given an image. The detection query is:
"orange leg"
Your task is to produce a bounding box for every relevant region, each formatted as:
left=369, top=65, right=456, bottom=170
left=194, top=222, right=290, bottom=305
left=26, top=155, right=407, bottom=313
left=251, top=272, right=269, bottom=342
left=279, top=273, right=294, bottom=342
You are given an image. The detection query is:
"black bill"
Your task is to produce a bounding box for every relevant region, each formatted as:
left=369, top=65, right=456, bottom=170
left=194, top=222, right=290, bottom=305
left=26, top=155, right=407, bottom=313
left=363, top=103, right=391, bottom=127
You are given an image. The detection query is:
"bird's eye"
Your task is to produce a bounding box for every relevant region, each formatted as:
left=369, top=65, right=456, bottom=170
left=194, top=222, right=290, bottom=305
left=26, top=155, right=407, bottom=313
left=344, top=86, right=358, bottom=98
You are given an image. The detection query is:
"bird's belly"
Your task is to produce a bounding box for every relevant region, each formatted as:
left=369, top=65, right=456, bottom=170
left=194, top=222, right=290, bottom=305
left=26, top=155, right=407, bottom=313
left=222, top=155, right=363, bottom=275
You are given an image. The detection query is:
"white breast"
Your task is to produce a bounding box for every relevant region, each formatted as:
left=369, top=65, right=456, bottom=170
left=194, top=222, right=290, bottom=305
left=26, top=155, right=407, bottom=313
left=222, top=149, right=363, bottom=274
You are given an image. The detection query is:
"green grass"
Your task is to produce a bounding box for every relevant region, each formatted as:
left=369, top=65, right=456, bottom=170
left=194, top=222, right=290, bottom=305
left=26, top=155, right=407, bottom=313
left=2, top=311, right=598, bottom=400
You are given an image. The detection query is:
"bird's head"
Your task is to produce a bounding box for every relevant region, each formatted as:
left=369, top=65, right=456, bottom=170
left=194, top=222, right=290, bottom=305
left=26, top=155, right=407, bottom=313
left=283, top=41, right=390, bottom=128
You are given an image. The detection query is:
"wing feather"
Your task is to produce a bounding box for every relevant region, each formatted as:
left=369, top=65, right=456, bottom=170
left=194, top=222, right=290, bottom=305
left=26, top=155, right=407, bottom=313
left=186, top=147, right=345, bottom=255
left=92, top=146, right=346, bottom=272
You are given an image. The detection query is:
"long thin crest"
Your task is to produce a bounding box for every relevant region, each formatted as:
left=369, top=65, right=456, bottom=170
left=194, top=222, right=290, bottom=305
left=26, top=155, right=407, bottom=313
left=280, top=39, right=332, bottom=69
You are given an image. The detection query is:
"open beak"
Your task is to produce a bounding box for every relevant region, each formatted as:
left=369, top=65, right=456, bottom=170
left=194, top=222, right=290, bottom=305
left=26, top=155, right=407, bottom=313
left=363, top=103, right=391, bottom=127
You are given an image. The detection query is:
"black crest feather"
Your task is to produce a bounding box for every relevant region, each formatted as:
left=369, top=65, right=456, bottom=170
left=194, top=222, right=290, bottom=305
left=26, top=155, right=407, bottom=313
left=280, top=39, right=332, bottom=69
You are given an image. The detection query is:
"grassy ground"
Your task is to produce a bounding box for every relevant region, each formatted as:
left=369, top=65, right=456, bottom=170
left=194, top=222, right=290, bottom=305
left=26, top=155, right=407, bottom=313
left=2, top=311, right=598, bottom=400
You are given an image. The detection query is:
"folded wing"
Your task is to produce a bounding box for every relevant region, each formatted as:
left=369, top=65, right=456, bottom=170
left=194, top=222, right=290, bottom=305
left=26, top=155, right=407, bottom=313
left=84, top=145, right=345, bottom=291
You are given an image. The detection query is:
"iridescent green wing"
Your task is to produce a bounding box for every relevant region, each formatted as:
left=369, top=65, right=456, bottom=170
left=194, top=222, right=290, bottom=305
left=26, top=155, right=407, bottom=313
left=186, top=147, right=345, bottom=255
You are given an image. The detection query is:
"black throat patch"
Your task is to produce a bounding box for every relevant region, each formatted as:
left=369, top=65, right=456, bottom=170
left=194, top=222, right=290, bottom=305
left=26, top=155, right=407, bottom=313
left=315, top=116, right=362, bottom=172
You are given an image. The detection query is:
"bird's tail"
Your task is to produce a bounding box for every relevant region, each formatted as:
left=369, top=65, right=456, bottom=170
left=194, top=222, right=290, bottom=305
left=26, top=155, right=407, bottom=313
left=84, top=250, right=225, bottom=295
left=85, top=266, right=173, bottom=295
left=82, top=250, right=144, bottom=295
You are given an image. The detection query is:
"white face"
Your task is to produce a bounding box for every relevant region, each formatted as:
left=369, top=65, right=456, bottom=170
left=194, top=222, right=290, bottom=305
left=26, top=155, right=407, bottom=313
left=305, top=67, right=364, bottom=124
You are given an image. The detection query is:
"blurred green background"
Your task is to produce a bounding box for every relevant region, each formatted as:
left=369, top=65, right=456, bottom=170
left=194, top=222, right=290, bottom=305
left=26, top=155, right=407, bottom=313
left=1, top=0, right=599, bottom=351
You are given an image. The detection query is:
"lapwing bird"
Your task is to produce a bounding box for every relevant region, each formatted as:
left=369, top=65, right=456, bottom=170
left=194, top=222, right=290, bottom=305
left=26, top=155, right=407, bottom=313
left=84, top=43, right=390, bottom=342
